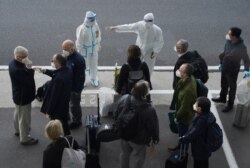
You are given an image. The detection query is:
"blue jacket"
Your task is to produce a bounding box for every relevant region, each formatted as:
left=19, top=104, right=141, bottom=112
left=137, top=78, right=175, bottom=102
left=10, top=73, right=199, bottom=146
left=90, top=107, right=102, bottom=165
left=66, top=50, right=86, bottom=93
left=41, top=67, right=72, bottom=120
left=9, top=59, right=35, bottom=105
left=181, top=112, right=216, bottom=160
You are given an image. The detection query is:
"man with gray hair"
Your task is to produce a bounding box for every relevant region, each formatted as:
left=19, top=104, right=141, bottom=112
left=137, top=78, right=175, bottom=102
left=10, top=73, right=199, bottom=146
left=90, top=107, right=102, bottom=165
left=172, top=39, right=192, bottom=89
left=9, top=46, right=38, bottom=145
left=172, top=39, right=208, bottom=89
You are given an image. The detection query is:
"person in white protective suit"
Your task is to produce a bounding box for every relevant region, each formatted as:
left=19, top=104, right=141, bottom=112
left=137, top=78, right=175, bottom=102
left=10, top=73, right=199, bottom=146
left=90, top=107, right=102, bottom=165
left=76, top=11, right=101, bottom=87
left=106, top=13, right=164, bottom=76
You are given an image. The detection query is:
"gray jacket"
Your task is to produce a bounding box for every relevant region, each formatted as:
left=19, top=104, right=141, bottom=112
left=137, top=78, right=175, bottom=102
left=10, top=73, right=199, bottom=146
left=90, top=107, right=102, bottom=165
left=219, top=38, right=250, bottom=72
left=115, top=94, right=159, bottom=145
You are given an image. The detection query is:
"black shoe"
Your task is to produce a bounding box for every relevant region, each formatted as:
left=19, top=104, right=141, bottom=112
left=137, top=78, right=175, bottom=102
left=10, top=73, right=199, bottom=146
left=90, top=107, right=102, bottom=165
left=212, top=97, right=226, bottom=103
left=21, top=138, right=39, bottom=146
left=222, top=106, right=233, bottom=113
left=69, top=122, right=82, bottom=129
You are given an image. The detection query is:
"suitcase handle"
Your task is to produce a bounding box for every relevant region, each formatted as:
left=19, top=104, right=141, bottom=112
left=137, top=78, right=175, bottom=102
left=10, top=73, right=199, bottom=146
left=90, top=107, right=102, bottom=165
left=86, top=127, right=91, bottom=154
left=97, top=95, right=101, bottom=125
left=179, top=143, right=187, bottom=160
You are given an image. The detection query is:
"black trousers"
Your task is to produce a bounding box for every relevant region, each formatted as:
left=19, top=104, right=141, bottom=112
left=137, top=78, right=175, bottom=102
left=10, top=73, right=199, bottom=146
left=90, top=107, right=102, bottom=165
left=194, top=159, right=209, bottom=168
left=220, top=70, right=239, bottom=105
left=70, top=91, right=82, bottom=123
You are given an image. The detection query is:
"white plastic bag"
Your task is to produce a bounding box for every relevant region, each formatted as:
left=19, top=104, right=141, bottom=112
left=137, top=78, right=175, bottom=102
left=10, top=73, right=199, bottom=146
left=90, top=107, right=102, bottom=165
left=99, top=87, right=115, bottom=117
left=62, top=137, right=86, bottom=168
left=236, top=77, right=250, bottom=104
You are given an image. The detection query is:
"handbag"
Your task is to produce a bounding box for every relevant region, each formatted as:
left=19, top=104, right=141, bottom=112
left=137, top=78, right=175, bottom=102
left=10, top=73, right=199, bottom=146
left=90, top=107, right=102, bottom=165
left=96, top=123, right=120, bottom=142
left=62, top=137, right=86, bottom=168
left=168, top=111, right=179, bottom=134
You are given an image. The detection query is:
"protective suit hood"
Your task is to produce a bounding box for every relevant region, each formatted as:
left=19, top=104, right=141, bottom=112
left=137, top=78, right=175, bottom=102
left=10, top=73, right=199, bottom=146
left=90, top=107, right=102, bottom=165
left=84, top=11, right=96, bottom=26
left=143, top=13, right=154, bottom=22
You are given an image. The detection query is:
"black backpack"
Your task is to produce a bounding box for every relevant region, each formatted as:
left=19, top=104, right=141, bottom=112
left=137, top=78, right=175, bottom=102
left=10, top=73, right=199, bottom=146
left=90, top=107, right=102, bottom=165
left=36, top=80, right=50, bottom=101
left=115, top=96, right=145, bottom=141
left=207, top=121, right=223, bottom=152
left=196, top=79, right=208, bottom=97
left=127, top=63, right=144, bottom=92
left=190, top=51, right=209, bottom=83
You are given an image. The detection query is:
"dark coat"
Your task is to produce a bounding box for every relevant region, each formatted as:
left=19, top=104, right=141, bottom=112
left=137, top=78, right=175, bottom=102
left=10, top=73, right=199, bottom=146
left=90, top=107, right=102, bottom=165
left=41, top=67, right=72, bottom=120
left=181, top=112, right=216, bottom=160
left=116, top=94, right=159, bottom=145
left=8, top=59, right=35, bottom=105
left=42, top=136, right=80, bottom=168
left=116, top=59, right=152, bottom=95
left=219, top=38, right=250, bottom=73
left=172, top=51, right=195, bottom=89
left=66, top=50, right=86, bottom=93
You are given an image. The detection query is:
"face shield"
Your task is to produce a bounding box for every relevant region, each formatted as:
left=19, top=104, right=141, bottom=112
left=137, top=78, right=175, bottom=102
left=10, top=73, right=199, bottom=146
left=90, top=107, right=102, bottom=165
left=85, top=11, right=96, bottom=25
left=87, top=17, right=95, bottom=22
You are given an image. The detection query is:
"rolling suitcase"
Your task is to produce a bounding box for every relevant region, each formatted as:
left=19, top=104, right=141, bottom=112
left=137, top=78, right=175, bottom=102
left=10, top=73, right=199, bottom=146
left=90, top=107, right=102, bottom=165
left=233, top=101, right=250, bottom=128
left=165, top=144, right=188, bottom=168
left=85, top=96, right=101, bottom=152
left=85, top=125, right=101, bottom=168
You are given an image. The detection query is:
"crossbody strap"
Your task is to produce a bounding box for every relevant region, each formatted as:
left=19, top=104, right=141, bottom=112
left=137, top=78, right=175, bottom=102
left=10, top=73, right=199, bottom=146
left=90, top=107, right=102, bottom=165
left=63, top=136, right=74, bottom=148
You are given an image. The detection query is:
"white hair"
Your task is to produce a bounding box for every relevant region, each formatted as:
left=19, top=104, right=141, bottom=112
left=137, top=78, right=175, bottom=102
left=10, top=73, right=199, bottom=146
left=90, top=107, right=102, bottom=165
left=14, top=46, right=28, bottom=58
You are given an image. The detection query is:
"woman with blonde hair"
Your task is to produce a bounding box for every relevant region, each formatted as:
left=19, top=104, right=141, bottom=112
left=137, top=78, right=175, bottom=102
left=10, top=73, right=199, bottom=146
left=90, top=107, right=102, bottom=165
left=42, top=119, right=80, bottom=168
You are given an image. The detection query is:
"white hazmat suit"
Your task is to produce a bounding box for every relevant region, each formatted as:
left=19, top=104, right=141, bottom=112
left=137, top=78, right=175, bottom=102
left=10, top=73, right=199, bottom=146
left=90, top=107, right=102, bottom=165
left=112, top=13, right=164, bottom=76
left=76, top=11, right=101, bottom=87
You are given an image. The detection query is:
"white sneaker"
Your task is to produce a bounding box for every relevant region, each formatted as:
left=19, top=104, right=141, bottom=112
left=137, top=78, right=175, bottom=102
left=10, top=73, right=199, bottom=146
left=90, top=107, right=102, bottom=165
left=94, top=80, right=99, bottom=87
